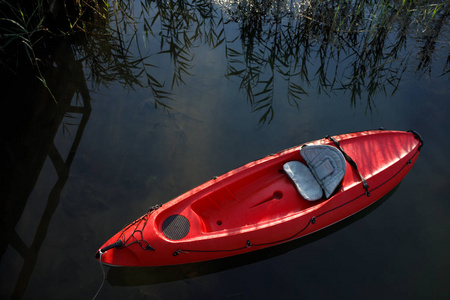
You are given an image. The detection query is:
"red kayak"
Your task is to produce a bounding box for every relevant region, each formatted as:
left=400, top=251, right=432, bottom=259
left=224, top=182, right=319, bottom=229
left=96, top=129, right=422, bottom=267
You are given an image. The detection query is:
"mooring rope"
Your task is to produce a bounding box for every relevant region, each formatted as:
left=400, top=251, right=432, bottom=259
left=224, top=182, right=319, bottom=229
left=92, top=251, right=106, bottom=300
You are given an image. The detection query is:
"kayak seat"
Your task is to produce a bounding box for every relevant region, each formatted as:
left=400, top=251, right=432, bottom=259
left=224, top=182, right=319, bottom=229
left=283, top=161, right=323, bottom=201
left=283, top=145, right=347, bottom=201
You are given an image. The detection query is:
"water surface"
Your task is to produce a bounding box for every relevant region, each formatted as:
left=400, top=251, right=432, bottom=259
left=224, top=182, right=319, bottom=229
left=1, top=1, right=449, bottom=299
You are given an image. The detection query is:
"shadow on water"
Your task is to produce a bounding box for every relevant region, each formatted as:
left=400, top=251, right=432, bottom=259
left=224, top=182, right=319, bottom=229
left=106, top=184, right=401, bottom=287
left=0, top=39, right=91, bottom=299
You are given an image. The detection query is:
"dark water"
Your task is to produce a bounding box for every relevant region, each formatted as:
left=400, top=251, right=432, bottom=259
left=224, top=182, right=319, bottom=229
left=1, top=1, right=449, bottom=299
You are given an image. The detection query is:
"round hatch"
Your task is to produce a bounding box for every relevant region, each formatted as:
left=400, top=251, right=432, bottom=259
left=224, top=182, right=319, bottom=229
left=162, top=215, right=190, bottom=240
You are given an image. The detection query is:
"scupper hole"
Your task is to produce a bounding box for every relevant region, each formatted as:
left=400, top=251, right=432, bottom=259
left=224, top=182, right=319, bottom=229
left=273, top=191, right=283, bottom=199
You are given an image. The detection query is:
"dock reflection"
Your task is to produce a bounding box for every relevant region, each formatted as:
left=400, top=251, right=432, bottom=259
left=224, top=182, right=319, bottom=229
left=0, top=41, right=91, bottom=299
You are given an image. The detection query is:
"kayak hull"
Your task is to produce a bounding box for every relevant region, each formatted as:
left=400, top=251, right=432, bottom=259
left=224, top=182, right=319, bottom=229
left=96, top=129, right=422, bottom=267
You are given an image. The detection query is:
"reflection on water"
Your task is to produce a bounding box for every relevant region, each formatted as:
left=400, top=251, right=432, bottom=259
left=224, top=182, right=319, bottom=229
left=3, top=1, right=447, bottom=123
left=213, top=0, right=449, bottom=121
left=90, top=0, right=448, bottom=123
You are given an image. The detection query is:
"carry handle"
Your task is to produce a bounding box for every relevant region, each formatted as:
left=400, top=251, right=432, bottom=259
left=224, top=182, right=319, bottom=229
left=100, top=240, right=123, bottom=253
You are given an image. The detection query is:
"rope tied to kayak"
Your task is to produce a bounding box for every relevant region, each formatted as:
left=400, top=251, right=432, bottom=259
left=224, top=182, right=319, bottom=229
left=326, top=135, right=370, bottom=197
left=93, top=206, right=160, bottom=297
left=92, top=251, right=106, bottom=300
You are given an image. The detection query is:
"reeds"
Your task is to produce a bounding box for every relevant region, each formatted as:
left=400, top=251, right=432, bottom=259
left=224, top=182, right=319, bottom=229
left=1, top=1, right=48, bottom=90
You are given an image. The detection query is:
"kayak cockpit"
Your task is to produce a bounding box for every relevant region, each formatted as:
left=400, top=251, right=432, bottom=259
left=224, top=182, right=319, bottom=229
left=190, top=174, right=319, bottom=233
left=157, top=145, right=348, bottom=236
left=189, top=145, right=347, bottom=233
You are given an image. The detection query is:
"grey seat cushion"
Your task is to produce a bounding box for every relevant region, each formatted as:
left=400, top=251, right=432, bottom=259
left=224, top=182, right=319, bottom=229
left=283, top=161, right=323, bottom=201
left=300, top=145, right=347, bottom=199
left=284, top=145, right=347, bottom=201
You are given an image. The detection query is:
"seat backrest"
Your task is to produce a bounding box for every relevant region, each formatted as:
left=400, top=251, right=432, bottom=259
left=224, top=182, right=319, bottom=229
left=300, top=145, right=346, bottom=199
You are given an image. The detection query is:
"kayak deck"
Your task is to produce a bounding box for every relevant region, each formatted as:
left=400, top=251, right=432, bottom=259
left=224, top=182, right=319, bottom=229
left=96, top=129, right=423, bottom=267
